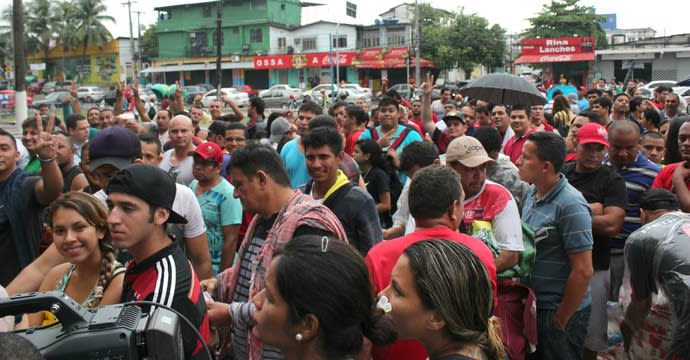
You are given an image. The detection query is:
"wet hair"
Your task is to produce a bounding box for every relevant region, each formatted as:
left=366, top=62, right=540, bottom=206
left=642, top=108, right=662, bottom=129
left=355, top=138, right=385, bottom=169
left=47, top=192, right=117, bottom=307
left=346, top=105, right=369, bottom=126
left=472, top=127, right=501, bottom=154
left=65, top=113, right=86, bottom=131
left=665, top=116, right=690, bottom=164
left=527, top=131, right=566, bottom=173
left=302, top=127, right=343, bottom=156
left=403, top=240, right=505, bottom=360
left=138, top=133, right=162, bottom=155
left=399, top=141, right=439, bottom=173
left=272, top=235, right=397, bottom=358
left=228, top=142, right=291, bottom=187
left=409, top=166, right=461, bottom=220
left=298, top=102, right=324, bottom=116
left=308, top=114, right=338, bottom=131
left=378, top=96, right=399, bottom=110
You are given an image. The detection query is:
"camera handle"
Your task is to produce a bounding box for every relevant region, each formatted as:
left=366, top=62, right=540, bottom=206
left=0, top=291, right=90, bottom=331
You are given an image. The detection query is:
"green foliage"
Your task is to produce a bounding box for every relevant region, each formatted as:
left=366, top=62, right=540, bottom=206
left=415, top=3, right=506, bottom=73
left=523, top=0, right=608, bottom=49
left=140, top=24, right=159, bottom=63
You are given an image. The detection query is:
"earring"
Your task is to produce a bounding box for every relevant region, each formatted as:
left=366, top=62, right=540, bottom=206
left=295, top=333, right=303, bottom=341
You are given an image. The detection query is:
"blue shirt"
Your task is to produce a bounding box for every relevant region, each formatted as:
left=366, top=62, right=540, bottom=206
left=522, top=174, right=593, bottom=310
left=604, top=152, right=660, bottom=249
left=280, top=138, right=310, bottom=189
left=358, top=125, right=423, bottom=184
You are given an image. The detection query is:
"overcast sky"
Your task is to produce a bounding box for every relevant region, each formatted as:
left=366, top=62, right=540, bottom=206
left=0, top=0, right=684, bottom=39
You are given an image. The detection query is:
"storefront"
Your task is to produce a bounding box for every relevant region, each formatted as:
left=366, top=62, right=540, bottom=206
left=252, top=51, right=358, bottom=89
left=352, top=47, right=434, bottom=91
left=514, top=37, right=596, bottom=88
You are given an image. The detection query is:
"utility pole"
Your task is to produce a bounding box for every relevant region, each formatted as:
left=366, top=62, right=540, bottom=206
left=136, top=11, right=144, bottom=77
left=123, top=0, right=137, bottom=83
left=13, top=0, right=27, bottom=132
left=414, top=0, right=421, bottom=87
left=215, top=0, right=223, bottom=95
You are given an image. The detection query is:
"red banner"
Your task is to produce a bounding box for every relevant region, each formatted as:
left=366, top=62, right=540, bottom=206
left=520, top=37, right=595, bottom=56
left=253, top=52, right=356, bottom=70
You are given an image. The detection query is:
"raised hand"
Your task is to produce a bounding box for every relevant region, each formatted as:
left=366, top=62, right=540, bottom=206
left=422, top=72, right=434, bottom=95
left=34, top=112, right=56, bottom=161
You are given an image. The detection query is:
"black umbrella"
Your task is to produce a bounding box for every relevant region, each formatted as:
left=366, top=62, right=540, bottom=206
left=676, top=75, right=690, bottom=87
left=460, top=73, right=546, bottom=106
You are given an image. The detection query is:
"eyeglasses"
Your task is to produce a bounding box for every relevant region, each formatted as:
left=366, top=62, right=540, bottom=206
left=225, top=136, right=246, bottom=143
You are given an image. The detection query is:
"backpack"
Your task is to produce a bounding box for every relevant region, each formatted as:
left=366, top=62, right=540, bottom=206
left=369, top=127, right=411, bottom=213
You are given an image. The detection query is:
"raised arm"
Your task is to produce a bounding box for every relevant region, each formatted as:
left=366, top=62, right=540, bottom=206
left=113, top=81, right=124, bottom=116
left=33, top=113, right=63, bottom=205
left=421, top=72, right=437, bottom=135
left=132, top=79, right=151, bottom=122
left=222, top=94, right=245, bottom=120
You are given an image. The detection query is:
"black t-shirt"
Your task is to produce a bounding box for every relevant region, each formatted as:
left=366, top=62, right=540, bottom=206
left=364, top=166, right=392, bottom=228
left=562, top=162, right=628, bottom=270
left=0, top=203, right=19, bottom=285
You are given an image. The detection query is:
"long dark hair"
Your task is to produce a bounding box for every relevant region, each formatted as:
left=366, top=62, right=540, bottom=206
left=273, top=235, right=397, bottom=358
left=355, top=138, right=386, bottom=170
left=664, top=116, right=690, bottom=164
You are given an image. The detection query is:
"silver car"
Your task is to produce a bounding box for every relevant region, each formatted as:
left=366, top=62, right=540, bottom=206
left=260, top=88, right=301, bottom=109
left=200, top=88, right=250, bottom=108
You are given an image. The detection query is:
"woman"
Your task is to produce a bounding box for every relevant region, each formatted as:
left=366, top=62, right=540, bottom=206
left=354, top=139, right=392, bottom=228
left=29, top=192, right=124, bottom=326
left=381, top=240, right=505, bottom=360
left=639, top=108, right=662, bottom=133
left=552, top=94, right=574, bottom=137
left=251, top=235, right=397, bottom=360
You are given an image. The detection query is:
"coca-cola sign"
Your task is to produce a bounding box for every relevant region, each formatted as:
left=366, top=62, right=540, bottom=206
left=253, top=52, right=355, bottom=69
left=539, top=55, right=573, bottom=62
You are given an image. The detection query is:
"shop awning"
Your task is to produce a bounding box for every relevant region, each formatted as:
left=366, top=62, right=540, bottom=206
left=514, top=53, right=595, bottom=64
left=353, top=57, right=434, bottom=69
left=141, top=61, right=253, bottom=73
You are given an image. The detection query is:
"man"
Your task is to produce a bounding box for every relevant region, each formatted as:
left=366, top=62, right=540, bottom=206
left=64, top=114, right=90, bottom=165
left=516, top=131, right=594, bottom=359
left=431, top=87, right=451, bottom=120
left=190, top=142, right=242, bottom=274
left=620, top=190, right=690, bottom=359
left=653, top=120, right=690, bottom=211
left=365, top=165, right=496, bottom=360
left=383, top=142, right=439, bottom=239
left=564, top=111, right=602, bottom=162
left=561, top=123, right=628, bottom=359
left=222, top=96, right=266, bottom=139
left=461, top=105, right=478, bottom=135
left=329, top=100, right=348, bottom=133
left=605, top=120, right=660, bottom=300
left=343, top=105, right=368, bottom=156
left=475, top=105, right=492, bottom=127
left=639, top=131, right=665, bottom=164
left=504, top=104, right=535, bottom=164
left=491, top=104, right=514, bottom=151
left=205, top=143, right=346, bottom=360
left=445, top=135, right=523, bottom=272
left=300, top=127, right=381, bottom=254
left=21, top=115, right=55, bottom=174
left=159, top=115, right=196, bottom=185
left=268, top=116, right=294, bottom=153
left=280, top=102, right=323, bottom=188
left=591, top=97, right=612, bottom=128
left=0, top=118, right=62, bottom=286
left=530, top=104, right=554, bottom=132
left=99, top=108, right=116, bottom=128
left=155, top=108, right=172, bottom=145
left=206, top=120, right=231, bottom=177
left=651, top=85, right=671, bottom=110
left=358, top=96, right=423, bottom=183
left=421, top=74, right=465, bottom=154
left=86, top=107, right=102, bottom=129
left=225, top=122, right=248, bottom=155
left=189, top=104, right=208, bottom=140
left=663, top=92, right=683, bottom=119
left=473, top=126, right=529, bottom=210
left=209, top=99, right=224, bottom=120
left=408, top=99, right=432, bottom=136
left=611, top=93, right=630, bottom=121
left=106, top=164, right=210, bottom=359
left=586, top=88, right=602, bottom=108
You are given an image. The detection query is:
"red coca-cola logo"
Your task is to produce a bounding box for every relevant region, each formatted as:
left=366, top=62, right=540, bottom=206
left=539, top=55, right=573, bottom=62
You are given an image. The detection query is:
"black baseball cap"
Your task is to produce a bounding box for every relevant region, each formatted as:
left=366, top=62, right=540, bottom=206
left=442, top=111, right=465, bottom=124
left=640, top=189, right=679, bottom=211
left=89, top=126, right=142, bottom=171
left=105, top=164, right=187, bottom=224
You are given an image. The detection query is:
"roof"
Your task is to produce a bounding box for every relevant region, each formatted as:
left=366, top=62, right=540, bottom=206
left=155, top=0, right=318, bottom=11
left=296, top=20, right=358, bottom=29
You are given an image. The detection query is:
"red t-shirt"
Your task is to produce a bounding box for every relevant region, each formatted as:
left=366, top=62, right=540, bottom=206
left=365, top=226, right=497, bottom=360
left=345, top=128, right=365, bottom=156
left=652, top=161, right=683, bottom=191
left=503, top=129, right=536, bottom=164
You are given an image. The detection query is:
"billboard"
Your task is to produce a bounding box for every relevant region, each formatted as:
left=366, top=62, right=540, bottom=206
left=599, top=13, right=617, bottom=30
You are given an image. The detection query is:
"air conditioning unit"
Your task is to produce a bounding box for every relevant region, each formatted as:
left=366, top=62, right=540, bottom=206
left=231, top=55, right=240, bottom=62
left=189, top=32, right=196, bottom=38
left=242, top=44, right=250, bottom=50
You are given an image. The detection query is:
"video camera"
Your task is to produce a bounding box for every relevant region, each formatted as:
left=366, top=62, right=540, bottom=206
left=0, top=291, right=183, bottom=360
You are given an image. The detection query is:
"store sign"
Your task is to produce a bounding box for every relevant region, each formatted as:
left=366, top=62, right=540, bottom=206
left=253, top=52, right=355, bottom=69
left=520, top=37, right=595, bottom=56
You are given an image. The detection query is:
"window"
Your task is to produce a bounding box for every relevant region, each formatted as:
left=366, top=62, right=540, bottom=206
left=346, top=1, right=357, bottom=17
left=232, top=27, right=239, bottom=35
left=302, top=37, right=317, bottom=51
left=250, top=0, right=267, bottom=10
left=278, top=37, right=287, bottom=51
left=202, top=5, right=211, bottom=17
left=332, top=35, right=347, bottom=48
left=250, top=28, right=263, bottom=43
left=158, top=11, right=171, bottom=20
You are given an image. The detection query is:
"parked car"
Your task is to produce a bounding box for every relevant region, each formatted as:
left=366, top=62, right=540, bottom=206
left=260, top=87, right=301, bottom=108
left=339, top=83, right=372, bottom=95
left=310, top=84, right=339, bottom=98
left=0, top=90, right=32, bottom=111
left=183, top=85, right=207, bottom=103
left=200, top=88, right=250, bottom=108
left=55, top=80, right=76, bottom=92
left=195, top=83, right=215, bottom=92
left=328, top=88, right=372, bottom=104
left=259, top=84, right=302, bottom=97
left=0, top=80, right=10, bottom=90
left=237, top=84, right=258, bottom=97
left=77, top=86, right=105, bottom=103
left=103, top=88, right=118, bottom=106
left=42, top=81, right=57, bottom=94
left=33, top=91, right=71, bottom=108
left=639, top=80, right=677, bottom=94
left=384, top=83, right=415, bottom=99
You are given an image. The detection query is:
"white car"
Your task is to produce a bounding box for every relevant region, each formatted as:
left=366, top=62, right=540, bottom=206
left=200, top=88, right=249, bottom=108
left=77, top=86, right=104, bottom=102
left=258, top=84, right=301, bottom=97
left=639, top=80, right=677, bottom=92
left=339, top=83, right=372, bottom=95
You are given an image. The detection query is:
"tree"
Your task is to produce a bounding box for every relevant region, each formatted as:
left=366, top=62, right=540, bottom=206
left=523, top=0, right=608, bottom=49
left=416, top=4, right=506, bottom=74
left=25, top=0, right=58, bottom=67
left=70, top=0, right=114, bottom=80
left=139, top=23, right=158, bottom=64
left=53, top=0, right=79, bottom=79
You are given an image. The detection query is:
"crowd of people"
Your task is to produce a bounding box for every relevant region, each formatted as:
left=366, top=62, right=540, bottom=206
left=0, top=74, right=689, bottom=360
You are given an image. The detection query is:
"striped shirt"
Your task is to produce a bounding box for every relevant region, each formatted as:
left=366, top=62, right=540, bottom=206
left=604, top=152, right=660, bottom=250
left=522, top=175, right=593, bottom=310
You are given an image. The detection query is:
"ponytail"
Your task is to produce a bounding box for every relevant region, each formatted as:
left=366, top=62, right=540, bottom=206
left=483, top=316, right=506, bottom=360
left=362, top=307, right=397, bottom=348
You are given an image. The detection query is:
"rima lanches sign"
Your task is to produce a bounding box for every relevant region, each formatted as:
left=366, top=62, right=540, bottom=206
left=518, top=36, right=595, bottom=63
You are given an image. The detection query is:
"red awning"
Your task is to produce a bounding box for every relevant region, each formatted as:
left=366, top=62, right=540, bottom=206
left=514, top=53, right=595, bottom=64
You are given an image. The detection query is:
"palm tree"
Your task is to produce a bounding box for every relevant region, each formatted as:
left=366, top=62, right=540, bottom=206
left=53, top=1, right=78, bottom=79
left=70, top=0, right=114, bottom=81
left=25, top=0, right=58, bottom=71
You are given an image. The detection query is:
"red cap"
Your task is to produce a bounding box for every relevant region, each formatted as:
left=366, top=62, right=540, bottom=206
left=194, top=141, right=224, bottom=165
left=576, top=123, right=608, bottom=147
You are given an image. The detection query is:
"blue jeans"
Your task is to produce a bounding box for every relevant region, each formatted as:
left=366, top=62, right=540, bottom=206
left=530, top=306, right=591, bottom=360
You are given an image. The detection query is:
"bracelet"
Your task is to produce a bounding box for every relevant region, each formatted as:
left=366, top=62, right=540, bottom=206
left=39, top=156, right=57, bottom=163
